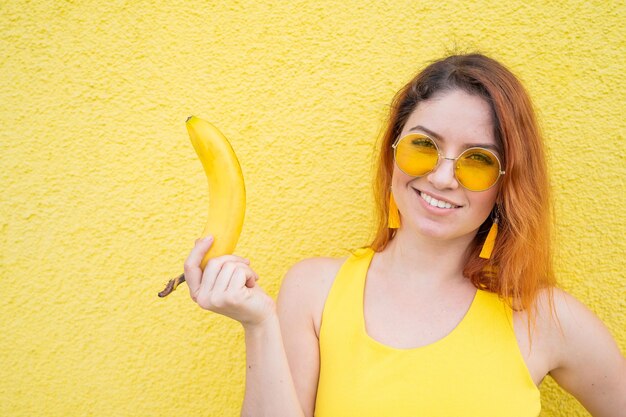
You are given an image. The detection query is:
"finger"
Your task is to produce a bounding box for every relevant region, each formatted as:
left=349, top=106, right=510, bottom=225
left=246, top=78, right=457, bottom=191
left=211, top=261, right=243, bottom=293
left=227, top=265, right=258, bottom=291
left=188, top=249, right=250, bottom=301
left=227, top=267, right=248, bottom=292
left=212, top=261, right=256, bottom=293
left=204, top=254, right=250, bottom=271
left=193, top=253, right=249, bottom=296
left=245, top=271, right=260, bottom=288
left=199, top=254, right=249, bottom=294
left=213, top=254, right=250, bottom=265
left=183, top=236, right=214, bottom=298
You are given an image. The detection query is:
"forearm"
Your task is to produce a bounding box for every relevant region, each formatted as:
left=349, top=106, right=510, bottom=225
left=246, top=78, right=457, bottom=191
left=241, top=313, right=305, bottom=417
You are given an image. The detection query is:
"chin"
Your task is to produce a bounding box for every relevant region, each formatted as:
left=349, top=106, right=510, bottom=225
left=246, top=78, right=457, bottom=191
left=411, top=221, right=455, bottom=240
left=407, top=218, right=474, bottom=242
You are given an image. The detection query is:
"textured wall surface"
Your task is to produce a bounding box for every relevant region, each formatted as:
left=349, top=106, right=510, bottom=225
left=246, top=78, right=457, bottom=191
left=1, top=1, right=624, bottom=416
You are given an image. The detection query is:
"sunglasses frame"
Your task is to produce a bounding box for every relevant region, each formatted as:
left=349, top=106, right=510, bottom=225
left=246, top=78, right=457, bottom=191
left=392, top=132, right=506, bottom=192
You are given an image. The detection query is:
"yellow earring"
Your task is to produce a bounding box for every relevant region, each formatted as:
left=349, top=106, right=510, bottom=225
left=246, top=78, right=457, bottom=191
left=479, top=209, right=499, bottom=259
left=388, top=191, right=401, bottom=229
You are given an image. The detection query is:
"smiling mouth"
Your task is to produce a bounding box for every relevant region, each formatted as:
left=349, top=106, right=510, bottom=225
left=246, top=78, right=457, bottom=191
left=418, top=190, right=461, bottom=209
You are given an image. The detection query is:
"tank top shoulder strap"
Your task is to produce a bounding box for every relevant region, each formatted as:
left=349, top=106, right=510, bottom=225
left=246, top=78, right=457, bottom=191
left=319, top=247, right=374, bottom=340
left=462, top=288, right=517, bottom=345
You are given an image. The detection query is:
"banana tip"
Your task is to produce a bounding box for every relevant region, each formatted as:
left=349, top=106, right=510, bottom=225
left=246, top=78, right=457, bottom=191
left=186, top=115, right=194, bottom=123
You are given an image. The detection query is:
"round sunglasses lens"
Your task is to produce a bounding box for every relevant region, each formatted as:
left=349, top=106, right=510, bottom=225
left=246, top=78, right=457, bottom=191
left=455, top=148, right=501, bottom=191
left=395, top=134, right=438, bottom=176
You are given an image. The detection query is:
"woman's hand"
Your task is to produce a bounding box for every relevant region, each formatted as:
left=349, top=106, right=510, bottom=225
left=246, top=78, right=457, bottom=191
left=184, top=236, right=276, bottom=328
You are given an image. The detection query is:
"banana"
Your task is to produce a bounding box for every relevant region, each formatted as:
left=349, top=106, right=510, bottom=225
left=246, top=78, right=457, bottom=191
left=158, top=116, right=246, bottom=297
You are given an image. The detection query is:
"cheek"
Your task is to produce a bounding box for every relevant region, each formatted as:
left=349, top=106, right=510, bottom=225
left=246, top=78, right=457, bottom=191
left=391, top=167, right=417, bottom=207
left=392, top=164, right=414, bottom=188
left=470, top=188, right=498, bottom=219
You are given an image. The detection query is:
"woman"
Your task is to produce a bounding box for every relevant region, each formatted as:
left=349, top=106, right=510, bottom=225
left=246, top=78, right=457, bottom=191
left=183, top=54, right=625, bottom=416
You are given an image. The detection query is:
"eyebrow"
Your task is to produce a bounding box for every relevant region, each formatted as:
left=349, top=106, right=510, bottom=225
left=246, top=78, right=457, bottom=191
left=408, top=124, right=501, bottom=153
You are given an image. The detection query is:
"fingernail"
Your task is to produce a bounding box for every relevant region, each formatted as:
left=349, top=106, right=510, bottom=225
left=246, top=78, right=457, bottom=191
left=203, top=235, right=213, bottom=242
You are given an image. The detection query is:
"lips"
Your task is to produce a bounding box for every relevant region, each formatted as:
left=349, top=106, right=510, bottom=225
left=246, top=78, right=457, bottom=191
left=416, top=189, right=461, bottom=209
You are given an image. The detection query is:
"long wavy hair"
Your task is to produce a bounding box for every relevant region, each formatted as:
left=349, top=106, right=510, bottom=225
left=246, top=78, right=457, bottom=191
left=370, top=53, right=556, bottom=326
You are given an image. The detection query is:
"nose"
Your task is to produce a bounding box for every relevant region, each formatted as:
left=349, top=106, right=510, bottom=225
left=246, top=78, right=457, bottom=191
left=426, top=157, right=459, bottom=190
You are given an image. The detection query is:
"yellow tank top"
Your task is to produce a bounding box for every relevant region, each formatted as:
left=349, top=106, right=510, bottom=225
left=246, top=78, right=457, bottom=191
left=315, top=248, right=540, bottom=417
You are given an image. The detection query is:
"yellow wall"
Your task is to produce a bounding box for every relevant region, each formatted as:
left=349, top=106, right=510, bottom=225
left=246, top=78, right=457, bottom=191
left=1, top=1, right=624, bottom=416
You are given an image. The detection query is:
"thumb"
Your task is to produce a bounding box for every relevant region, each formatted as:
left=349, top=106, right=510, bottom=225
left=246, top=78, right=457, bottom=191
left=197, top=235, right=214, bottom=254
left=184, top=235, right=215, bottom=297
left=197, top=235, right=214, bottom=248
left=194, top=235, right=215, bottom=270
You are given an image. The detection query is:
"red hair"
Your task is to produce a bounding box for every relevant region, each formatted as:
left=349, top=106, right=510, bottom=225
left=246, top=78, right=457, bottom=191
left=369, top=53, right=556, bottom=329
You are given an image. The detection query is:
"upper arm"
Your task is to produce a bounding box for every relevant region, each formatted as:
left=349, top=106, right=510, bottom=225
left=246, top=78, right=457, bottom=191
left=276, top=257, right=343, bottom=417
left=548, top=288, right=626, bottom=416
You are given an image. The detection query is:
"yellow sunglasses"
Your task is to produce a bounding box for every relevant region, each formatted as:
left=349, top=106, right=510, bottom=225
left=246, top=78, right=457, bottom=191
left=392, top=133, right=505, bottom=191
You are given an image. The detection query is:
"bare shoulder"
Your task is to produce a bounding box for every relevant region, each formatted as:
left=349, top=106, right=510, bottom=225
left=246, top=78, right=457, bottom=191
left=546, top=287, right=622, bottom=360
left=529, top=287, right=618, bottom=358
left=279, top=256, right=347, bottom=299
left=275, top=257, right=348, bottom=415
left=277, top=256, right=347, bottom=335
left=531, top=287, right=613, bottom=342
left=533, top=287, right=626, bottom=416
left=530, top=287, right=585, bottom=329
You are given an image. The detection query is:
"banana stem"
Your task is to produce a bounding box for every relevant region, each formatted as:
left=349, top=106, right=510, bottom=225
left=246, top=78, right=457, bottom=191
left=158, top=273, right=186, bottom=298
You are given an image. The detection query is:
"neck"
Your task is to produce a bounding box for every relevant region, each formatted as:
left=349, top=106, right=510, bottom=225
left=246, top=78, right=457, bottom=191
left=380, top=227, right=476, bottom=288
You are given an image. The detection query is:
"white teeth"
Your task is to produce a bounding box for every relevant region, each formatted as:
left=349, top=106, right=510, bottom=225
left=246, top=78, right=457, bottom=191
left=419, top=191, right=457, bottom=209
